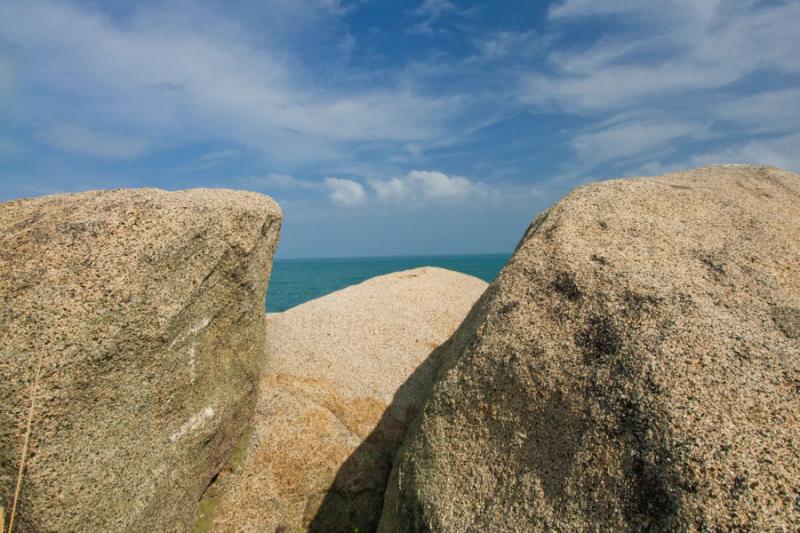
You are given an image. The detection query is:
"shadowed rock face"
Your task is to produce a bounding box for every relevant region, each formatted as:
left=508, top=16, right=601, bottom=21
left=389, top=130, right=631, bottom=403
left=0, top=188, right=281, bottom=533
left=381, top=165, right=800, bottom=532
left=205, top=267, right=488, bottom=533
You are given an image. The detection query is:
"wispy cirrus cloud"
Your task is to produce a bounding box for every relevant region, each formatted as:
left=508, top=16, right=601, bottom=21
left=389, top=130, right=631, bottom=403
left=688, top=133, right=800, bottom=173
left=37, top=125, right=151, bottom=159
left=0, top=0, right=467, bottom=166
left=235, top=173, right=320, bottom=191
left=526, top=0, right=800, bottom=112
left=567, top=119, right=706, bottom=171
left=468, top=30, right=546, bottom=62
left=407, top=0, right=457, bottom=34
left=517, top=0, right=800, bottom=174
left=714, top=89, right=800, bottom=132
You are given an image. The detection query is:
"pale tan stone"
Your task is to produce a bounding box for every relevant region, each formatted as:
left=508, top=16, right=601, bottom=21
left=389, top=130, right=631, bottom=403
left=208, top=267, right=487, bottom=532
left=382, top=165, right=800, bottom=532
left=0, top=188, right=281, bottom=532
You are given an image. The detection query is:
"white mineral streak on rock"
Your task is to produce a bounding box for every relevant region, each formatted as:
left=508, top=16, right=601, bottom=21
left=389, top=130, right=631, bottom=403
left=170, top=406, right=215, bottom=442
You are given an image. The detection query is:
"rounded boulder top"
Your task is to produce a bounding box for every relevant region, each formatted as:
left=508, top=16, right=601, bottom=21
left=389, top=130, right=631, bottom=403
left=382, top=165, right=800, bottom=532
left=266, top=266, right=489, bottom=406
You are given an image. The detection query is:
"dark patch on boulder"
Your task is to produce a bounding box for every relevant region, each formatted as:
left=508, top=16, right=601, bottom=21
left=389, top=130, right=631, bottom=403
left=577, top=314, right=622, bottom=363
left=544, top=223, right=560, bottom=241
left=617, top=397, right=680, bottom=530
left=623, top=290, right=662, bottom=316
left=498, top=300, right=519, bottom=316
left=551, top=271, right=582, bottom=301
left=698, top=252, right=726, bottom=277
left=772, top=306, right=800, bottom=339
left=730, top=475, right=748, bottom=501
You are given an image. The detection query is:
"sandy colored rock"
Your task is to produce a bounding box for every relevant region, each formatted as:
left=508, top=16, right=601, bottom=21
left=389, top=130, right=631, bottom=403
left=381, top=165, right=800, bottom=531
left=206, top=267, right=487, bottom=532
left=0, top=188, right=281, bottom=532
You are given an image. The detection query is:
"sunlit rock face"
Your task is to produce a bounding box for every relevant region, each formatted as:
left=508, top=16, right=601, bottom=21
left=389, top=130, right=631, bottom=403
left=206, top=267, right=487, bottom=533
left=0, top=188, right=281, bottom=532
left=381, top=165, right=800, bottom=532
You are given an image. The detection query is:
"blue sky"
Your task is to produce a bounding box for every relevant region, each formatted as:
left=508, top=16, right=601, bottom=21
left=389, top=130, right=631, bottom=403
left=1, top=0, right=798, bottom=258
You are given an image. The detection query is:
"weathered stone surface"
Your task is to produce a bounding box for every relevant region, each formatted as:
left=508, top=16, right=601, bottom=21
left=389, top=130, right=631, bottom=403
left=0, top=188, right=281, bottom=532
left=381, top=165, right=800, bottom=531
left=205, top=267, right=487, bottom=532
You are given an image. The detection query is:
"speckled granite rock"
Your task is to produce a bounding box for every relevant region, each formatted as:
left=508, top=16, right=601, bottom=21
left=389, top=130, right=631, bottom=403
left=381, top=165, right=800, bottom=532
left=0, top=188, right=281, bottom=532
left=204, top=268, right=487, bottom=533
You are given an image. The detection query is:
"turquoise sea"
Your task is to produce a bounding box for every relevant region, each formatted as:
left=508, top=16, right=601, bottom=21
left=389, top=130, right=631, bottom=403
left=265, top=253, right=510, bottom=312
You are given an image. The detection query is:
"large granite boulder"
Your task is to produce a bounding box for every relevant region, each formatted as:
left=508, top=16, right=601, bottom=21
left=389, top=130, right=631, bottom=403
left=203, top=267, right=487, bottom=532
left=0, top=189, right=281, bottom=532
left=381, top=165, right=800, bottom=531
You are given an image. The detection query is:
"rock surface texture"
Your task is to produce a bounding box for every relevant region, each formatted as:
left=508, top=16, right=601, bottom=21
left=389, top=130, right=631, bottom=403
left=205, top=267, right=487, bottom=532
left=0, top=189, right=281, bottom=532
left=381, top=165, right=800, bottom=531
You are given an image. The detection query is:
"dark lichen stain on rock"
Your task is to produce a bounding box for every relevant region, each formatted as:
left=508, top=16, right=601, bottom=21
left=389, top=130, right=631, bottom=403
left=577, top=314, right=622, bottom=363
left=498, top=300, right=520, bottom=316
left=616, top=397, right=679, bottom=530
left=590, top=254, right=608, bottom=265
left=551, top=271, right=582, bottom=301
left=730, top=475, right=748, bottom=501
left=772, top=306, right=800, bottom=339
left=623, top=290, right=662, bottom=317
left=628, top=453, right=678, bottom=530
left=698, top=252, right=726, bottom=277
left=544, top=223, right=560, bottom=241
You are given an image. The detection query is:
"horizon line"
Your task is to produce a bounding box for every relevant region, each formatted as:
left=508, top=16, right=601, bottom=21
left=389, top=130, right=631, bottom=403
left=274, top=251, right=513, bottom=262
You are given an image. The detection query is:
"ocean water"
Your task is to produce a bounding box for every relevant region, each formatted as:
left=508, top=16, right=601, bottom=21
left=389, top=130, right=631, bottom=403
left=265, top=253, right=510, bottom=312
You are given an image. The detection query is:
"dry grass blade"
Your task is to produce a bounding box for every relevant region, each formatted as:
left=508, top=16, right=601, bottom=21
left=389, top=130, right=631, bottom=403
left=7, top=354, right=43, bottom=533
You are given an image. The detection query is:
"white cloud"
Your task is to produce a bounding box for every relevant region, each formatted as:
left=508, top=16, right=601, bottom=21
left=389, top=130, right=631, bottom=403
left=569, top=119, right=703, bottom=168
left=370, top=170, right=496, bottom=205
left=511, top=0, right=800, bottom=179
left=715, top=89, right=800, bottom=131
left=236, top=171, right=501, bottom=208
left=324, top=176, right=367, bottom=207
left=236, top=173, right=320, bottom=191
left=408, top=0, right=457, bottom=34
left=412, top=0, right=456, bottom=18
left=689, top=133, right=800, bottom=173
left=469, top=31, right=545, bottom=62
left=181, top=148, right=243, bottom=170
left=524, top=64, right=737, bottom=111
left=524, top=0, right=800, bottom=112
left=0, top=0, right=463, bottom=163
left=630, top=132, right=800, bottom=176
left=548, top=0, right=718, bottom=21
left=37, top=125, right=151, bottom=159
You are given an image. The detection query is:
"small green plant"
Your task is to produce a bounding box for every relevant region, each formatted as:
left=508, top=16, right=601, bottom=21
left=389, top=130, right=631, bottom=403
left=3, top=354, right=43, bottom=533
